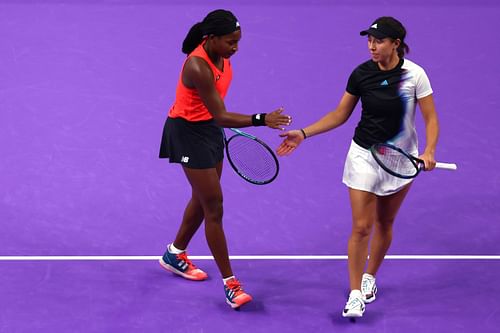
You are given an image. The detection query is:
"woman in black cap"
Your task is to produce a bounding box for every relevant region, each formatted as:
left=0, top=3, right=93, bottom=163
left=159, top=9, right=291, bottom=309
left=277, top=16, right=439, bottom=317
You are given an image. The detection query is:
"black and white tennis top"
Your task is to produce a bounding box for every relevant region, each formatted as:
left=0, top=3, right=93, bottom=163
left=346, top=58, right=433, bottom=152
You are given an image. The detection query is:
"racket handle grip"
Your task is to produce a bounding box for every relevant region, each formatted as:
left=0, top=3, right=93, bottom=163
left=435, top=162, right=457, bottom=170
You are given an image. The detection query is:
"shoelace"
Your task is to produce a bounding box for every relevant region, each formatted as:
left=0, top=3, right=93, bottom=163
left=226, top=279, right=244, bottom=296
left=176, top=252, right=198, bottom=270
left=347, top=296, right=363, bottom=309
left=362, top=277, right=374, bottom=291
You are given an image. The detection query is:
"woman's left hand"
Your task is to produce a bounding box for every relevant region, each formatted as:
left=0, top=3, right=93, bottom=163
left=419, top=152, right=436, bottom=171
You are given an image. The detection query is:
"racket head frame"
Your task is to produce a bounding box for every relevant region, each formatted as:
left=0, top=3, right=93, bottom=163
left=370, top=143, right=422, bottom=179
left=222, top=128, right=280, bottom=185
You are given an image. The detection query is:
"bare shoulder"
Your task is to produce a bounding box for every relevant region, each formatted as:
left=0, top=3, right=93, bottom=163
left=184, top=56, right=212, bottom=78
left=183, top=56, right=213, bottom=87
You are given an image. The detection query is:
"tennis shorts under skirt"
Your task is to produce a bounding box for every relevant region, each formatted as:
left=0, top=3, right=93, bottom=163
left=159, top=117, right=224, bottom=169
left=342, top=140, right=414, bottom=196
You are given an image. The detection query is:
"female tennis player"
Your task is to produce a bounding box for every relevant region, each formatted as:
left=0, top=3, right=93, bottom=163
left=277, top=16, right=439, bottom=317
left=159, top=9, right=291, bottom=309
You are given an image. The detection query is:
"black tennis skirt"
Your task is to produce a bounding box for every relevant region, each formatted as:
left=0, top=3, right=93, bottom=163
left=159, top=117, right=224, bottom=169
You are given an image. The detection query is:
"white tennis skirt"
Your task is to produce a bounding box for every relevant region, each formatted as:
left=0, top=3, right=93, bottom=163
left=342, top=140, right=414, bottom=196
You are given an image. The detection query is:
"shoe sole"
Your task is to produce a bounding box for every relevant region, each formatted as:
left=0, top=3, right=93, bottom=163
left=226, top=296, right=252, bottom=309
left=342, top=311, right=364, bottom=318
left=159, top=257, right=207, bottom=281
left=363, top=295, right=376, bottom=304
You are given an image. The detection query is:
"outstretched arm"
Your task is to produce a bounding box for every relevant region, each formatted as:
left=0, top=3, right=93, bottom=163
left=183, top=57, right=291, bottom=129
left=276, top=92, right=359, bottom=156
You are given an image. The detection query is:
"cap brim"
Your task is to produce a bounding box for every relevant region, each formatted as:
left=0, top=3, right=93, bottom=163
left=359, top=28, right=387, bottom=39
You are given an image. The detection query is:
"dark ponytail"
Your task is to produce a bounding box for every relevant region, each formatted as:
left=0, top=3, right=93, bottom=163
left=181, top=9, right=240, bottom=54
left=391, top=19, right=410, bottom=58
left=383, top=16, right=410, bottom=58
left=182, top=22, right=205, bottom=54
left=397, top=40, right=410, bottom=58
left=368, top=16, right=410, bottom=58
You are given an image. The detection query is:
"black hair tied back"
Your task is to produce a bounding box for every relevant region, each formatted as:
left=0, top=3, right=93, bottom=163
left=182, top=22, right=205, bottom=54
left=181, top=9, right=240, bottom=54
left=378, top=16, right=410, bottom=58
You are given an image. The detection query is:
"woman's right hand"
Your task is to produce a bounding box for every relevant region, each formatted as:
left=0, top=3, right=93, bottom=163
left=265, top=107, right=292, bottom=130
left=276, top=129, right=305, bottom=156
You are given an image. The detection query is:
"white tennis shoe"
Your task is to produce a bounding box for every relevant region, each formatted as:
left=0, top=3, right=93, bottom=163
left=361, top=273, right=377, bottom=303
left=342, top=290, right=365, bottom=318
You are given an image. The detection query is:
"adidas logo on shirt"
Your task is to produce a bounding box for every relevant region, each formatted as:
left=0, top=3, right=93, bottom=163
left=380, top=79, right=389, bottom=86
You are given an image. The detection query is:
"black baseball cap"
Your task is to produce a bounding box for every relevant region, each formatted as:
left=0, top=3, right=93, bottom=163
left=360, top=18, right=403, bottom=40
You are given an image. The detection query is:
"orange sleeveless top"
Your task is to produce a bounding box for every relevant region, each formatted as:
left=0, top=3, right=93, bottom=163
left=168, top=42, right=232, bottom=121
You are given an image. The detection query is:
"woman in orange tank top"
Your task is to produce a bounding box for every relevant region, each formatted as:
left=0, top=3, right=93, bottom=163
left=158, top=9, right=291, bottom=309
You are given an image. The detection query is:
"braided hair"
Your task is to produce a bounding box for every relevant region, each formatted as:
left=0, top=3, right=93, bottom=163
left=182, top=9, right=240, bottom=54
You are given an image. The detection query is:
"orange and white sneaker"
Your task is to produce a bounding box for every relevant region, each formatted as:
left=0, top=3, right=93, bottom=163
left=224, top=277, right=252, bottom=309
left=159, top=245, right=208, bottom=281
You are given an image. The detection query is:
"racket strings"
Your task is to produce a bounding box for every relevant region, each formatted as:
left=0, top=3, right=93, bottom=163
left=374, top=147, right=417, bottom=177
left=227, top=136, right=278, bottom=182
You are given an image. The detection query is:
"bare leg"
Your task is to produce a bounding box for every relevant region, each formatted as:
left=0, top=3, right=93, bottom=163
left=366, top=183, right=412, bottom=276
left=182, top=162, right=233, bottom=278
left=347, top=188, right=377, bottom=291
left=173, top=163, right=223, bottom=250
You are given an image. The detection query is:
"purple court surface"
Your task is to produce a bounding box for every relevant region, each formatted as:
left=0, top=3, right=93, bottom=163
left=1, top=0, right=499, bottom=332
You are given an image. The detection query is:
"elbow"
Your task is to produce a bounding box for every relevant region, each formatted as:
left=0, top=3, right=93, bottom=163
left=331, top=113, right=349, bottom=128
left=425, top=113, right=439, bottom=129
left=338, top=116, right=349, bottom=126
left=213, top=113, right=229, bottom=127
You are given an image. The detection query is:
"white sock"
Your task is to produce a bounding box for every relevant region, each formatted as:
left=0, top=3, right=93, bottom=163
left=223, top=276, right=235, bottom=284
left=349, top=289, right=362, bottom=299
left=363, top=273, right=375, bottom=280
left=168, top=243, right=184, bottom=254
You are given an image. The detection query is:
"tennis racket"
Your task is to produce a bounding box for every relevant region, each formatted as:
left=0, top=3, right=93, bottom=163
left=370, top=143, right=457, bottom=179
left=222, top=128, right=279, bottom=185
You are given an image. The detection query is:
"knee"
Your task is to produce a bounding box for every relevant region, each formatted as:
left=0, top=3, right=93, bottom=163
left=376, top=219, right=395, bottom=233
left=203, top=196, right=224, bottom=222
left=351, top=221, right=373, bottom=239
